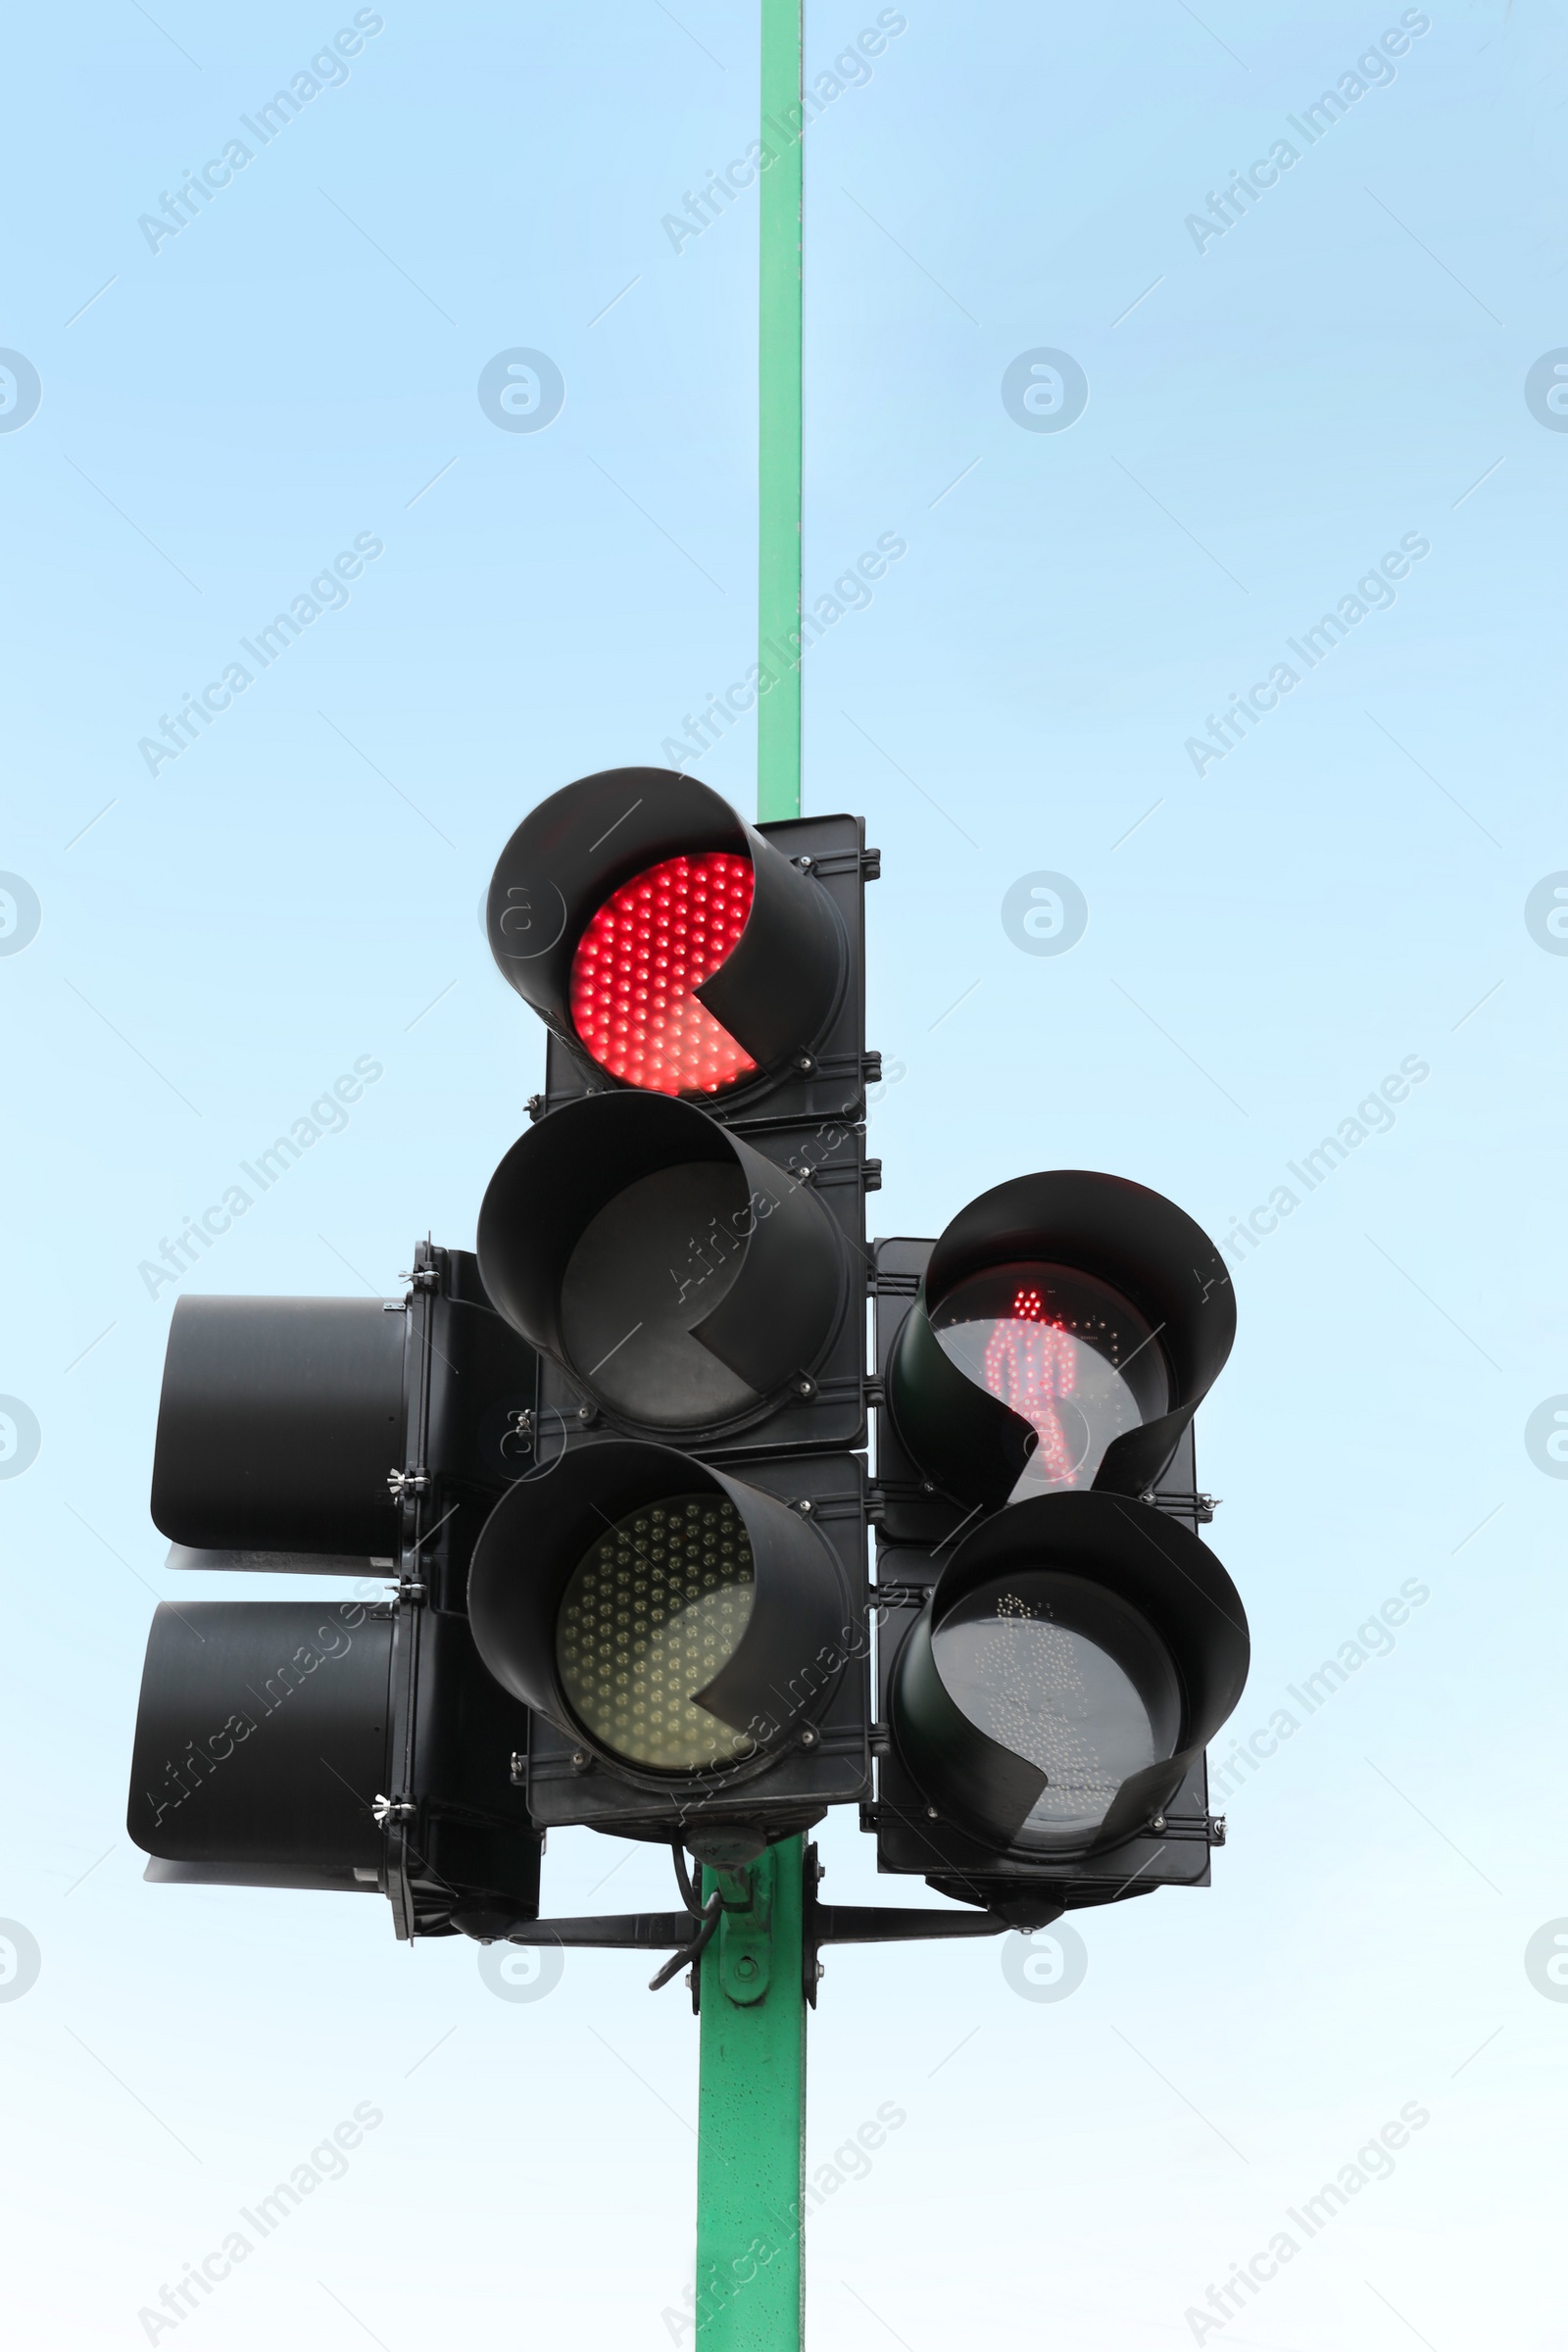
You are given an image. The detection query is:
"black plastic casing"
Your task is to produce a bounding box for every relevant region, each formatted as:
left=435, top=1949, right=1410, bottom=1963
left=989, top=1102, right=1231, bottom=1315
left=868, top=1235, right=1244, bottom=1928
left=470, top=1442, right=871, bottom=1845
left=882, top=1173, right=1236, bottom=1526
left=479, top=1092, right=873, bottom=1458
left=469, top=777, right=879, bottom=1849
left=151, top=1295, right=408, bottom=1563
left=130, top=1597, right=396, bottom=1892
left=131, top=1244, right=546, bottom=1938
left=488, top=775, right=878, bottom=1131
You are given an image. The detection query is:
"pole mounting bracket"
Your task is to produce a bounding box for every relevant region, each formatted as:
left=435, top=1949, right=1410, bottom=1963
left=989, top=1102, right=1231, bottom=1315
left=713, top=1853, right=774, bottom=2007
left=800, top=1841, right=1006, bottom=2005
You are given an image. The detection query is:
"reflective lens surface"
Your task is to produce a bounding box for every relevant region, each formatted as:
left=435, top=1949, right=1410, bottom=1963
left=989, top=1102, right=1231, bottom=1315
left=569, top=853, right=756, bottom=1096
left=556, top=1494, right=755, bottom=1770
left=558, top=1160, right=758, bottom=1427
left=931, top=1570, right=1181, bottom=1848
left=932, top=1261, right=1168, bottom=1496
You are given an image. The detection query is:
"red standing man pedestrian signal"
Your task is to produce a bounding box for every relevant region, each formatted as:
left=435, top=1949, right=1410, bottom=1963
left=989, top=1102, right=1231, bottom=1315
left=983, top=1286, right=1080, bottom=1487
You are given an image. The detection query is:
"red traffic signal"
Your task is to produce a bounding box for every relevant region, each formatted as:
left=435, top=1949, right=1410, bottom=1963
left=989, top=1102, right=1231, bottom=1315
left=885, top=1170, right=1235, bottom=1517
left=487, top=768, right=872, bottom=1116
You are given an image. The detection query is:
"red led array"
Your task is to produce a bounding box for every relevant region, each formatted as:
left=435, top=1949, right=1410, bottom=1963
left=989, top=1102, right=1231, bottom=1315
left=985, top=1285, right=1079, bottom=1486
left=569, top=853, right=757, bottom=1096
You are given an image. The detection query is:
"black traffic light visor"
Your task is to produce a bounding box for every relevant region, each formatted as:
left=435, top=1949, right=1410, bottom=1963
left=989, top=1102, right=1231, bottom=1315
left=151, top=1297, right=408, bottom=1560
left=892, top=1492, right=1248, bottom=1857
left=468, top=1440, right=850, bottom=1779
left=486, top=767, right=846, bottom=1085
left=477, top=1093, right=848, bottom=1434
left=889, top=1170, right=1236, bottom=1508
left=127, top=1600, right=393, bottom=1886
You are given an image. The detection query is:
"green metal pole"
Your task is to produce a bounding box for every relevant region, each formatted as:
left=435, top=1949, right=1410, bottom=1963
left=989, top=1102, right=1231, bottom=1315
left=694, top=1838, right=808, bottom=2345
left=691, top=10, right=808, bottom=2341
left=757, top=0, right=804, bottom=824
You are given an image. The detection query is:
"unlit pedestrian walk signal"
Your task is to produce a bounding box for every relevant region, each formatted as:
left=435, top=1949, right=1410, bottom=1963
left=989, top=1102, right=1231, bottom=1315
left=126, top=767, right=1249, bottom=1960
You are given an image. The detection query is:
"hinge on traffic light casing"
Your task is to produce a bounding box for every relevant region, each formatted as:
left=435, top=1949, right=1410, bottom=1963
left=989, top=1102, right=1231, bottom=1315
left=869, top=1265, right=920, bottom=1298
left=787, top=844, right=877, bottom=882
left=778, top=1152, right=881, bottom=1196
left=1141, top=1489, right=1219, bottom=1523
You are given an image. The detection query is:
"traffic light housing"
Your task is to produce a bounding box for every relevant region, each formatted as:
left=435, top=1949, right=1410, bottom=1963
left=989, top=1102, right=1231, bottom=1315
left=878, top=1170, right=1235, bottom=1529
left=128, top=1243, right=546, bottom=1939
left=124, top=771, right=1251, bottom=1974
left=468, top=1442, right=867, bottom=1860
left=472, top=768, right=880, bottom=1857
left=486, top=766, right=879, bottom=1125
left=476, top=1091, right=862, bottom=1449
left=866, top=1175, right=1246, bottom=1926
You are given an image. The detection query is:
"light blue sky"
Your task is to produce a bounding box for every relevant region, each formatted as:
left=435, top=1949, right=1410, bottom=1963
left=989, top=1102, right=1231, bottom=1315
left=3, top=3, right=1566, bottom=2345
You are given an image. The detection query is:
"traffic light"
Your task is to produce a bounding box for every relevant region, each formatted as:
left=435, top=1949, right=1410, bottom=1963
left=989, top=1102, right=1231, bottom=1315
left=867, top=1173, right=1248, bottom=1927
left=127, top=1242, right=547, bottom=1940
left=484, top=765, right=879, bottom=1123
left=124, top=771, right=1250, bottom=1967
left=467, top=1441, right=867, bottom=1859
left=475, top=1091, right=862, bottom=1448
left=470, top=767, right=880, bottom=1861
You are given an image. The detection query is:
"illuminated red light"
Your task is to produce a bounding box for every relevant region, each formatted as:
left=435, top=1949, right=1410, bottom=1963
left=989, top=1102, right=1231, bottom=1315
left=984, top=1286, right=1079, bottom=1485
left=569, top=853, right=757, bottom=1096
